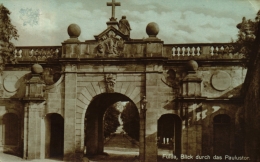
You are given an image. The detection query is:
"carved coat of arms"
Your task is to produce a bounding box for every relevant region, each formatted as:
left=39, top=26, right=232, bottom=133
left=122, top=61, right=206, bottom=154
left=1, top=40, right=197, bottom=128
left=96, top=31, right=124, bottom=57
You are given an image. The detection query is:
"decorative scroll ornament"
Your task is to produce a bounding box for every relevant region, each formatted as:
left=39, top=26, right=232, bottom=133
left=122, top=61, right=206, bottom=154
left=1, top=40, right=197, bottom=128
left=105, top=73, right=117, bottom=93
left=96, top=31, right=124, bottom=57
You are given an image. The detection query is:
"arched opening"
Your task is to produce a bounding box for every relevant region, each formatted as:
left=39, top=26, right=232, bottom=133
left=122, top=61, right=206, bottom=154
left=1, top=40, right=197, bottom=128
left=213, top=114, right=231, bottom=156
left=2, top=113, right=19, bottom=146
left=1, top=113, right=20, bottom=156
left=45, top=113, right=64, bottom=159
left=157, top=114, right=182, bottom=158
left=84, top=93, right=140, bottom=161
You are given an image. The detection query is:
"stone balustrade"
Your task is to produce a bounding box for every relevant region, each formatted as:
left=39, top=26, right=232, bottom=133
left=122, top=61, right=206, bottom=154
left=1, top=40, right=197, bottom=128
left=14, top=46, right=62, bottom=61
left=13, top=43, right=244, bottom=62
left=163, top=43, right=244, bottom=60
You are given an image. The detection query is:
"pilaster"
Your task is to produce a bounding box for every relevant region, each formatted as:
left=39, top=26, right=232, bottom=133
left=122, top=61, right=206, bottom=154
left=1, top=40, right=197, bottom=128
left=144, top=73, right=159, bottom=162
left=23, top=102, right=45, bottom=160
left=63, top=64, right=78, bottom=161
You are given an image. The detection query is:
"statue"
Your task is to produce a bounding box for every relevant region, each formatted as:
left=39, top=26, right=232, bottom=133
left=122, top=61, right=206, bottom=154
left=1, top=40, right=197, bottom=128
left=119, top=16, right=131, bottom=35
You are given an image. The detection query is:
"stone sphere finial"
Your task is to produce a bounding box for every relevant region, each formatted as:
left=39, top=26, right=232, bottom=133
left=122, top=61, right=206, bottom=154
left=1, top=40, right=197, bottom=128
left=31, top=64, right=43, bottom=74
left=187, top=60, right=198, bottom=71
left=67, top=24, right=81, bottom=38
left=146, top=22, right=159, bottom=37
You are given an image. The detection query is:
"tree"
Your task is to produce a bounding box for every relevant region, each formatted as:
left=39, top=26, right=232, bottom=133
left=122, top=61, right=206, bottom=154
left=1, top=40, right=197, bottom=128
left=233, top=10, right=260, bottom=59
left=103, top=104, right=120, bottom=138
left=0, top=4, right=19, bottom=67
left=234, top=10, right=260, bottom=161
left=120, top=102, right=140, bottom=141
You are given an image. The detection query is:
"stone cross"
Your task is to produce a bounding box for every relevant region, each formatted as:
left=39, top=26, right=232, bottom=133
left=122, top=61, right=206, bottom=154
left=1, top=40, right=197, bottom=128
left=107, top=0, right=120, bottom=21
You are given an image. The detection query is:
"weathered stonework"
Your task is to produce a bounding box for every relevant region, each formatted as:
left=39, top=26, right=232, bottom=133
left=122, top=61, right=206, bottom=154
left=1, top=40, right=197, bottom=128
left=0, top=2, right=249, bottom=162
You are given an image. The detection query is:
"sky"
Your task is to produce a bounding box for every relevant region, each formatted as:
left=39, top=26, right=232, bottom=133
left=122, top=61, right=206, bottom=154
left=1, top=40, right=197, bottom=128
left=2, top=0, right=260, bottom=46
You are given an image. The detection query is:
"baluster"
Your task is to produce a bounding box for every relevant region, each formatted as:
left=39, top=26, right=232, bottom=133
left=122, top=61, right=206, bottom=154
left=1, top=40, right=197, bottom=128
left=191, top=47, right=195, bottom=56
left=14, top=49, right=17, bottom=57
left=187, top=47, right=191, bottom=56
left=210, top=46, right=214, bottom=56
left=36, top=49, right=40, bottom=60
left=18, top=49, right=22, bottom=58
left=175, top=47, right=178, bottom=56
left=180, top=47, right=183, bottom=56
left=216, top=46, right=219, bottom=54
left=182, top=47, right=188, bottom=56
left=55, top=49, right=59, bottom=58
left=177, top=47, right=180, bottom=56
left=216, top=46, right=220, bottom=54
left=29, top=49, right=34, bottom=57
left=218, top=46, right=224, bottom=54
left=197, top=47, right=201, bottom=56
left=182, top=47, right=186, bottom=56
left=194, top=46, right=198, bottom=55
left=172, top=47, right=176, bottom=57
left=213, top=46, right=217, bottom=55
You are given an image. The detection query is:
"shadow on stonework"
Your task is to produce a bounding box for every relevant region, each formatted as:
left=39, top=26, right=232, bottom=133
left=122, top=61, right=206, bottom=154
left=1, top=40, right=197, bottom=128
left=219, top=84, right=243, bottom=98
left=9, top=73, right=29, bottom=99
left=163, top=100, right=176, bottom=110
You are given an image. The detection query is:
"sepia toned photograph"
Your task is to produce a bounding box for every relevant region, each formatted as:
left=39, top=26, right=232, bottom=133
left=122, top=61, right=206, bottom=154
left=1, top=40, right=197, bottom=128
left=0, top=0, right=260, bottom=161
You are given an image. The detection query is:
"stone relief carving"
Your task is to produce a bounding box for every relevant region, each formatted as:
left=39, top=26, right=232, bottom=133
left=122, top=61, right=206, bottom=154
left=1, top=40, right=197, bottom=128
left=105, top=73, right=117, bottom=93
left=96, top=31, right=124, bottom=57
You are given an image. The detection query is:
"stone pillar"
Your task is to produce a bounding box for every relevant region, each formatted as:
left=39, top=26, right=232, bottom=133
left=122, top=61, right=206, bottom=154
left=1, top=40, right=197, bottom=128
left=24, top=102, right=45, bottom=160
left=23, top=104, right=28, bottom=159
left=63, top=65, right=77, bottom=161
left=139, top=98, right=146, bottom=162
left=143, top=23, right=163, bottom=160
left=44, top=115, right=51, bottom=158
left=195, top=107, right=202, bottom=155
left=145, top=73, right=159, bottom=162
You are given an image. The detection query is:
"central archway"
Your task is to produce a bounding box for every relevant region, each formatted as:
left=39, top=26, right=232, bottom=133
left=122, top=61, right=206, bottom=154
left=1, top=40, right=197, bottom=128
left=84, top=93, right=140, bottom=156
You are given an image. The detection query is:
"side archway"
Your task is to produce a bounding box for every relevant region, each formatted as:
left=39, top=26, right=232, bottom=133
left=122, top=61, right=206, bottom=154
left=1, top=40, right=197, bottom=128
left=157, top=114, right=182, bottom=156
left=2, top=113, right=19, bottom=146
left=213, top=114, right=231, bottom=156
left=44, top=113, right=64, bottom=159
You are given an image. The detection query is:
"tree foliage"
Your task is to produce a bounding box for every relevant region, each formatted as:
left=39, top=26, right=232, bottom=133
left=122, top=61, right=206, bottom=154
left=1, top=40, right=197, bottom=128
left=233, top=10, right=260, bottom=59
left=103, top=104, right=120, bottom=138
left=120, top=102, right=140, bottom=141
left=0, top=4, right=19, bottom=65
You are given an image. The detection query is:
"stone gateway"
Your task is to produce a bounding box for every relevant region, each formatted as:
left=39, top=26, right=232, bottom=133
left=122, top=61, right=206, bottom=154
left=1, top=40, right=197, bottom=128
left=0, top=1, right=248, bottom=162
